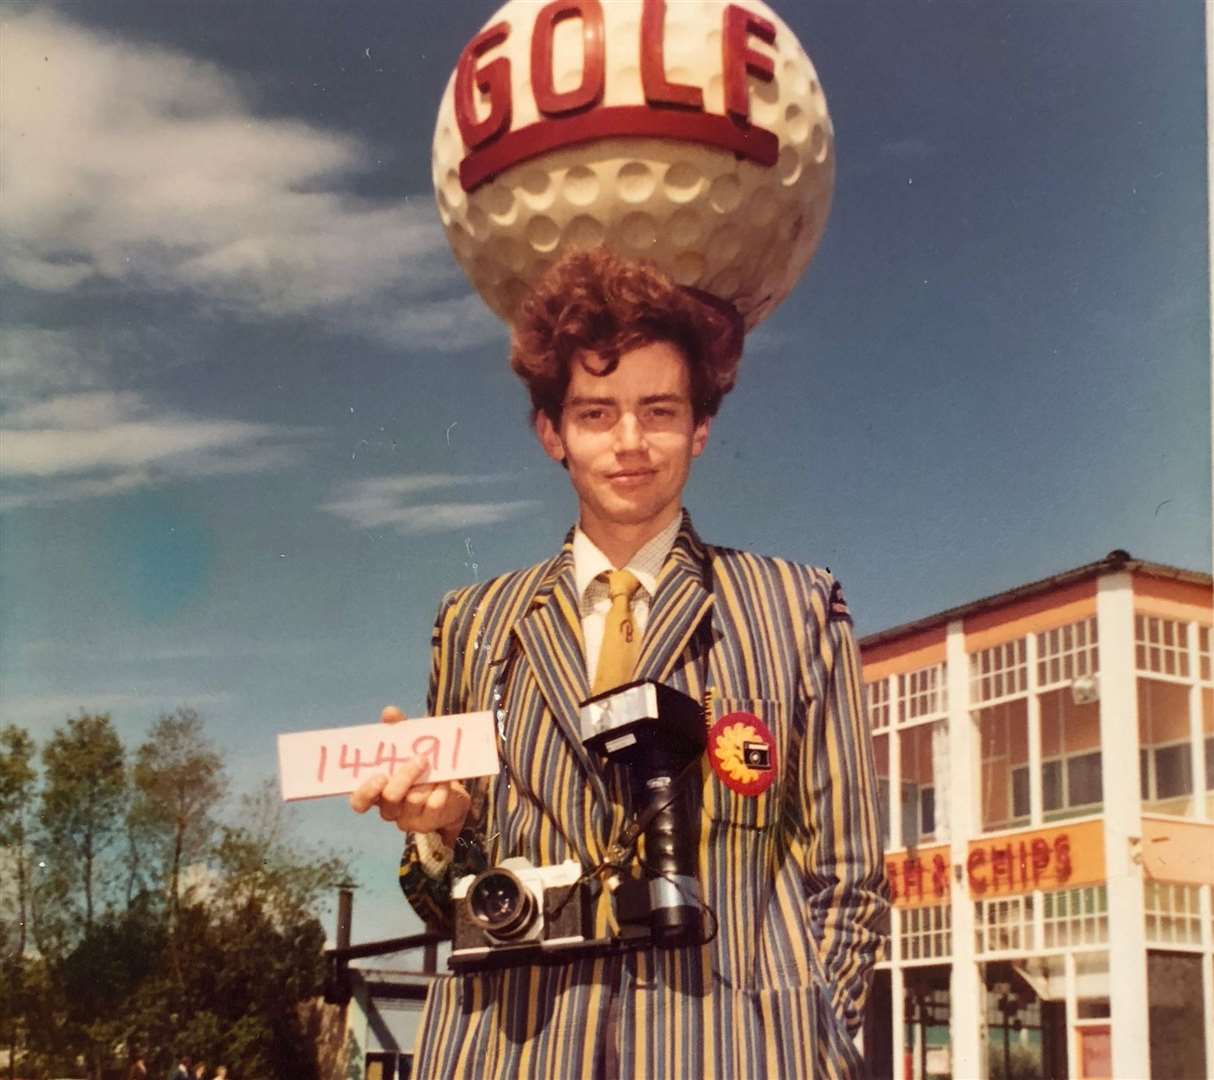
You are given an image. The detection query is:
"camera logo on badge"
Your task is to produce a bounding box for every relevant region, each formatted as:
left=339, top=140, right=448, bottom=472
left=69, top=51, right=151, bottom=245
left=707, top=711, right=777, bottom=797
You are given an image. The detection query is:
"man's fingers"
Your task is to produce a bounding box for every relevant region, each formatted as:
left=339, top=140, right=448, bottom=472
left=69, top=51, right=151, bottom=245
left=350, top=773, right=389, bottom=814
left=381, top=756, right=431, bottom=805
left=381, top=705, right=407, bottom=724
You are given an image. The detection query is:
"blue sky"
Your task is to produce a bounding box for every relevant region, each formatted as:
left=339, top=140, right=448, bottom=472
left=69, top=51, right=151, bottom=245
left=1, top=1, right=1208, bottom=947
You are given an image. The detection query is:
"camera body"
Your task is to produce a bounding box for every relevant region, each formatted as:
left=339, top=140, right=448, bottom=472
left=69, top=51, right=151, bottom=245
left=451, top=857, right=592, bottom=971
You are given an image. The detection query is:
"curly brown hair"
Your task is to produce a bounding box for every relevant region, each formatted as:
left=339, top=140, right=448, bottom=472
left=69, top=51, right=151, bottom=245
left=510, top=248, right=743, bottom=423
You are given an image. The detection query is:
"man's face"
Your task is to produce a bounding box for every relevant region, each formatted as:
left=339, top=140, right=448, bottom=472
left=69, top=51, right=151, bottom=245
left=536, top=340, right=710, bottom=536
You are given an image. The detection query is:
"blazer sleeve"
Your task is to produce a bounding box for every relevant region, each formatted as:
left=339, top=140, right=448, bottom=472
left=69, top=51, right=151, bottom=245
left=797, top=573, right=890, bottom=1035
left=398, top=588, right=490, bottom=932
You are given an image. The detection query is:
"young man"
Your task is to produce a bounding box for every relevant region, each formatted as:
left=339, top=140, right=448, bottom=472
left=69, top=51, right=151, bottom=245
left=352, top=249, right=887, bottom=1079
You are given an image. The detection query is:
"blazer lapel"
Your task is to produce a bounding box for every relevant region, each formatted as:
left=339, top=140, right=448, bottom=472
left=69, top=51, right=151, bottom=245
left=511, top=538, right=609, bottom=804
left=635, top=513, right=715, bottom=685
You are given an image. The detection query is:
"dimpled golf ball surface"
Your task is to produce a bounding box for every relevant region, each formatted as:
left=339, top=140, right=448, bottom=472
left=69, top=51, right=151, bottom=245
left=432, top=0, right=834, bottom=329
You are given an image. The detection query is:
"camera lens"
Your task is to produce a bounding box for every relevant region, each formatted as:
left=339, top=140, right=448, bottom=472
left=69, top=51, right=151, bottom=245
left=467, top=868, right=536, bottom=940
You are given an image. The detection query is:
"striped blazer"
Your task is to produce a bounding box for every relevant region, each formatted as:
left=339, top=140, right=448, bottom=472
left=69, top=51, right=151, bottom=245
left=402, top=514, right=888, bottom=1079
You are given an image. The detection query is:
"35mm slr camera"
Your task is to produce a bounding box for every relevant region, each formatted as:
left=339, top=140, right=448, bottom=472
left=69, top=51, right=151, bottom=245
left=451, top=857, right=591, bottom=970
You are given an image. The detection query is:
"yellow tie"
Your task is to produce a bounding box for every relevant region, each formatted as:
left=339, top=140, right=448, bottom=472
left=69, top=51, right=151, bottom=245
left=593, top=569, right=642, bottom=694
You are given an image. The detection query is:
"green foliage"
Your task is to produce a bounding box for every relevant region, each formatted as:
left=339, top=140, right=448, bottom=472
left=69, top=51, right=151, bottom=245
left=131, top=708, right=226, bottom=919
left=39, top=712, right=128, bottom=931
left=1, top=711, right=349, bottom=1080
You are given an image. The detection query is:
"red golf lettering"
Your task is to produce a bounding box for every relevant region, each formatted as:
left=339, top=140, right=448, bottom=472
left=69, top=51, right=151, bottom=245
left=455, top=22, right=512, bottom=150
left=722, top=3, right=775, bottom=123
left=531, top=0, right=605, bottom=116
left=641, top=0, right=703, bottom=109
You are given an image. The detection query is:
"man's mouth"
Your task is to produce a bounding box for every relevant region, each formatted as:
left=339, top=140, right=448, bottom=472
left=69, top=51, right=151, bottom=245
left=607, top=469, right=656, bottom=486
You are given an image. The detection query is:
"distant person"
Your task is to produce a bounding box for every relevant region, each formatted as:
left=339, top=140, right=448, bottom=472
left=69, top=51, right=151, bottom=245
left=192, top=1064, right=207, bottom=1080
left=167, top=1056, right=190, bottom=1080
left=214, top=1067, right=229, bottom=1080
left=127, top=1052, right=148, bottom=1080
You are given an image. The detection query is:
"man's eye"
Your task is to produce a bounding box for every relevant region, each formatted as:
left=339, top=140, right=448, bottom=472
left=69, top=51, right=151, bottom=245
left=579, top=408, right=604, bottom=421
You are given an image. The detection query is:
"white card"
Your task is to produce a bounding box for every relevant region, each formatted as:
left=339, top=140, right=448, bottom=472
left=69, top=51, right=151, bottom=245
left=277, top=711, right=500, bottom=801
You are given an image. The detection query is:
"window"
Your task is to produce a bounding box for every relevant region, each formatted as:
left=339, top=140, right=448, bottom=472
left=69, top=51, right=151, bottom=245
left=900, top=664, right=946, bottom=722
left=982, top=700, right=1029, bottom=830
left=1135, top=615, right=1190, bottom=678
left=1154, top=743, right=1191, bottom=800
left=1037, top=617, right=1099, bottom=688
left=975, top=894, right=1034, bottom=954
left=1011, top=765, right=1030, bottom=820
left=902, top=904, right=951, bottom=961
left=1139, top=678, right=1197, bottom=813
left=1041, top=885, right=1108, bottom=948
left=867, top=676, right=890, bottom=731
left=1035, top=752, right=1101, bottom=816
left=1144, top=881, right=1202, bottom=946
left=1066, top=751, right=1103, bottom=807
left=972, top=639, right=1027, bottom=704
left=869, top=664, right=949, bottom=849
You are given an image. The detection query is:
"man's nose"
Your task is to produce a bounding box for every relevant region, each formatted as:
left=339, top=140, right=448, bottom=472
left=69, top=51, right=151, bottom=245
left=613, top=411, right=646, bottom=452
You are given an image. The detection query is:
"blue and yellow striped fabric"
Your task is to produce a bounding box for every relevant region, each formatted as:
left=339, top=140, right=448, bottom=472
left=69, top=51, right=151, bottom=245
left=402, top=514, right=888, bottom=1078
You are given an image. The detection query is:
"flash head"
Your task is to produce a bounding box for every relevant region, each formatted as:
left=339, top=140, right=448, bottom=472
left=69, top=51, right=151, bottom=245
left=579, top=681, right=705, bottom=765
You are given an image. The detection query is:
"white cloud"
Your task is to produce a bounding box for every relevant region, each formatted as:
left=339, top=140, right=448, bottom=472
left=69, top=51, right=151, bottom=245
left=0, top=325, right=105, bottom=397
left=322, top=474, right=537, bottom=535
left=0, top=390, right=309, bottom=509
left=0, top=11, right=498, bottom=351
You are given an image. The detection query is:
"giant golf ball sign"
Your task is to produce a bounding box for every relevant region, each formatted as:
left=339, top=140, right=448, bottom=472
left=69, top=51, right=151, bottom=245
left=432, top=0, right=834, bottom=330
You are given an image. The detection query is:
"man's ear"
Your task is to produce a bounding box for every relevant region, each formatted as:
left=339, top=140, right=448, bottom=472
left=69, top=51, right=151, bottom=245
left=535, top=411, right=566, bottom=463
left=691, top=416, right=712, bottom=458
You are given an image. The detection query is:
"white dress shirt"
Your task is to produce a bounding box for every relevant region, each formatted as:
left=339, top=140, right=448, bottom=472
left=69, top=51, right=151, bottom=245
left=572, top=512, right=682, bottom=682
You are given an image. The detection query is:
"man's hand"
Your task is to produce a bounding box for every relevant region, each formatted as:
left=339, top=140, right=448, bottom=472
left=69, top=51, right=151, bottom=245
left=349, top=706, right=471, bottom=846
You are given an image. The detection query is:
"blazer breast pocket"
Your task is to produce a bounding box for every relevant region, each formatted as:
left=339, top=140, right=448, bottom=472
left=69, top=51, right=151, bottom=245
left=700, top=696, right=786, bottom=830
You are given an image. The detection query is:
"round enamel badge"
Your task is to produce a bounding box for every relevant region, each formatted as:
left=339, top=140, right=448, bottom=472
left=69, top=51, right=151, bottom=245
left=708, top=711, right=777, bottom=797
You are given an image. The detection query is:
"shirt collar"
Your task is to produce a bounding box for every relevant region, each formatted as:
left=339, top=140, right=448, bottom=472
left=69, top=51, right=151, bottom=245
left=572, top=512, right=682, bottom=603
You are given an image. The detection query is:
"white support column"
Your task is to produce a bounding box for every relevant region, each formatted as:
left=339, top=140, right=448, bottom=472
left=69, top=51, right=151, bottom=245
left=1096, top=572, right=1151, bottom=1079
left=1026, top=632, right=1043, bottom=827
left=890, top=674, right=903, bottom=852
left=1064, top=951, right=1079, bottom=1080
left=1186, top=622, right=1204, bottom=814
left=1200, top=884, right=1214, bottom=1080
left=946, top=618, right=983, bottom=1080
left=891, top=908, right=906, bottom=1079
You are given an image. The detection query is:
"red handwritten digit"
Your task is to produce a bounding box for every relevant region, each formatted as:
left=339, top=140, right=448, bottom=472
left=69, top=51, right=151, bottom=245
left=411, top=734, right=440, bottom=772
left=339, top=743, right=367, bottom=778
left=317, top=744, right=328, bottom=783
left=450, top=725, right=463, bottom=770
left=374, top=741, right=409, bottom=773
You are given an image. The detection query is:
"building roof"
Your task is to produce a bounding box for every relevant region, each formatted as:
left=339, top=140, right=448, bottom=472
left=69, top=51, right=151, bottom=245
left=859, top=551, right=1212, bottom=652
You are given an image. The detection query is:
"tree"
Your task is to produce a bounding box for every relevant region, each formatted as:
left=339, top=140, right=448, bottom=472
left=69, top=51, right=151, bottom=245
left=39, top=713, right=127, bottom=933
left=213, top=781, right=347, bottom=926
left=0, top=726, right=36, bottom=1080
left=130, top=708, right=226, bottom=924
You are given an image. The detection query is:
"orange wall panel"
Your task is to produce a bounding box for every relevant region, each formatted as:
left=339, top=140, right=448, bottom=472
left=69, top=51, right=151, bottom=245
left=1142, top=816, right=1214, bottom=884
left=965, top=580, right=1097, bottom=653
left=862, top=626, right=947, bottom=681
left=1133, top=574, right=1213, bottom=624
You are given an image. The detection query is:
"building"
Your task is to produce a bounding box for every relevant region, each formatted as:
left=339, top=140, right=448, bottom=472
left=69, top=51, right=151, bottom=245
left=858, top=550, right=1213, bottom=1080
